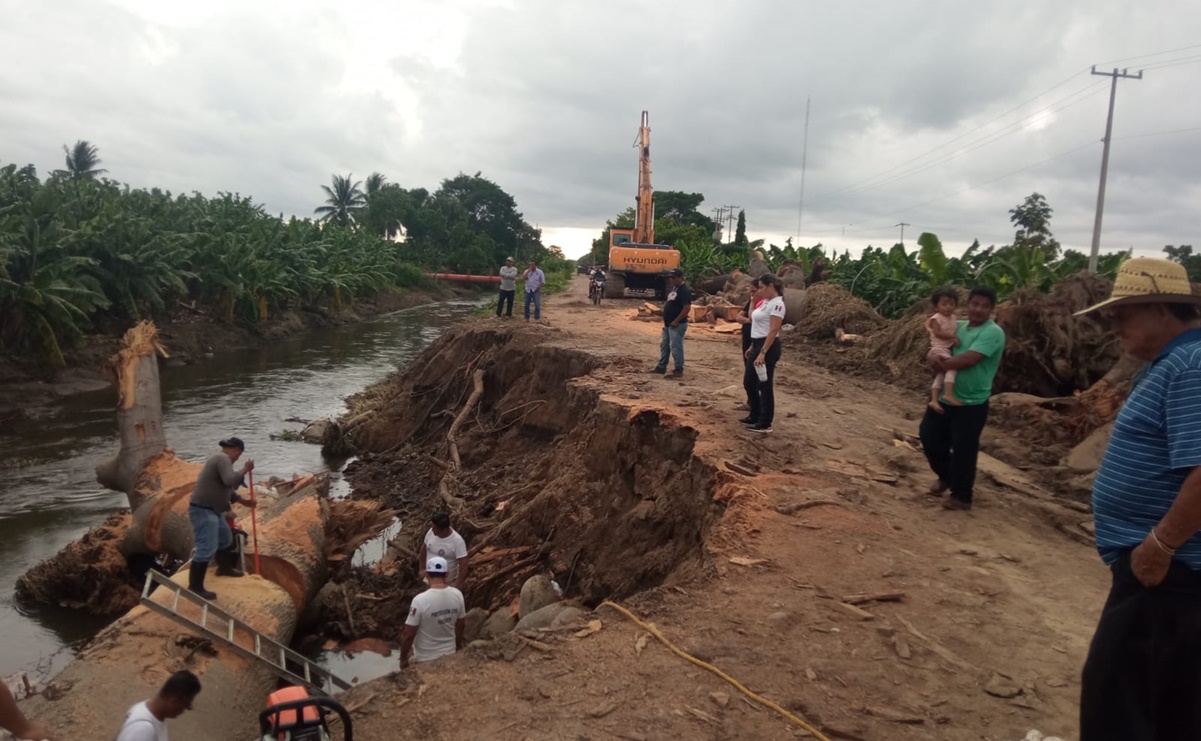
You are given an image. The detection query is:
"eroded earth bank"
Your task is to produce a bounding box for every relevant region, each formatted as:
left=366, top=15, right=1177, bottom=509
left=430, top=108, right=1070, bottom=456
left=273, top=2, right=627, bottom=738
left=312, top=276, right=1108, bottom=741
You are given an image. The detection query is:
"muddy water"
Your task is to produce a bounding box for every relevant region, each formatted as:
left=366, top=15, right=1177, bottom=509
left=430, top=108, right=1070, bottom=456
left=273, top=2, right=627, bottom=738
left=0, top=299, right=482, bottom=678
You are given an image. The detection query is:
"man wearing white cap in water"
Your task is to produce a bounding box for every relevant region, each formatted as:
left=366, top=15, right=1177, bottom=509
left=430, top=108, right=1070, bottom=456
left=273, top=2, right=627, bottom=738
left=401, top=556, right=466, bottom=668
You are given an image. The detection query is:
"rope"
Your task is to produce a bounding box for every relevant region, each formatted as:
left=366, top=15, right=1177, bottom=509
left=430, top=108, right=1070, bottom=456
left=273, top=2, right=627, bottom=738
left=599, top=601, right=832, bottom=741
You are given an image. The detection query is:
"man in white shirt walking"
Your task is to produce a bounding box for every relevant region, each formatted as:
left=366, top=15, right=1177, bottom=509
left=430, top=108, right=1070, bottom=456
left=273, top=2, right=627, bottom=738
left=419, top=512, right=469, bottom=587
left=496, top=257, right=518, bottom=318
left=115, top=670, right=201, bottom=741
left=401, top=557, right=466, bottom=668
left=523, top=260, right=546, bottom=321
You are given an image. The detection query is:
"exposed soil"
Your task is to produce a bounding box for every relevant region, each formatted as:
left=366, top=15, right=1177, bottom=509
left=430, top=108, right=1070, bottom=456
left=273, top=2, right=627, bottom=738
left=323, top=277, right=1106, bottom=741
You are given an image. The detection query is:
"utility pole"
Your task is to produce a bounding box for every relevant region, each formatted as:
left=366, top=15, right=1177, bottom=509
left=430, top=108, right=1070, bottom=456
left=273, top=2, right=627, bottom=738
left=1088, top=65, right=1143, bottom=273
left=896, top=222, right=911, bottom=246
left=711, top=207, right=728, bottom=241
left=724, top=205, right=740, bottom=245
left=796, top=95, right=811, bottom=239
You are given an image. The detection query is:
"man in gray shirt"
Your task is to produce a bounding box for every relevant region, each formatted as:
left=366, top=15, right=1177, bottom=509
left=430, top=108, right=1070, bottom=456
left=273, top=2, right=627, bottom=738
left=187, top=437, right=256, bottom=600
left=496, top=257, right=518, bottom=318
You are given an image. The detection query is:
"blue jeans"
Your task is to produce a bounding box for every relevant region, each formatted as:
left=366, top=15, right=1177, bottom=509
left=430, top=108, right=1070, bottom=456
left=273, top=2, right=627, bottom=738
left=189, top=505, right=232, bottom=562
left=524, top=290, right=541, bottom=320
left=656, top=321, right=688, bottom=371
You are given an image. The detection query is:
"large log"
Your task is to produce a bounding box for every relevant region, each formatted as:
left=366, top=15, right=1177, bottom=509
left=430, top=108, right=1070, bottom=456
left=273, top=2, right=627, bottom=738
left=20, top=478, right=329, bottom=741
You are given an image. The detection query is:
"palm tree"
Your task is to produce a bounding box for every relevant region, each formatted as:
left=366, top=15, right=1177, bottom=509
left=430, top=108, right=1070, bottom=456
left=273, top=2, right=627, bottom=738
left=314, top=174, right=367, bottom=227
left=365, top=172, right=387, bottom=198
left=61, top=140, right=107, bottom=180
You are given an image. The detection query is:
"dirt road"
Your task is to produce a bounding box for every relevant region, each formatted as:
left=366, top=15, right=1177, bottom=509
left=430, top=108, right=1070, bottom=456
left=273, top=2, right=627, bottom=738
left=345, top=276, right=1106, bottom=741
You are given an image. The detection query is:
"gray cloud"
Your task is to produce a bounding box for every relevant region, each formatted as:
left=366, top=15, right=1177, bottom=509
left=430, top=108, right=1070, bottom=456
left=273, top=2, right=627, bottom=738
left=2, top=0, right=1198, bottom=257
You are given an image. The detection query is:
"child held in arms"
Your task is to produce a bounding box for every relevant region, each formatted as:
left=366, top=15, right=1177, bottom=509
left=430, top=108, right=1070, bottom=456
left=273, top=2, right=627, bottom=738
left=925, top=286, right=961, bottom=413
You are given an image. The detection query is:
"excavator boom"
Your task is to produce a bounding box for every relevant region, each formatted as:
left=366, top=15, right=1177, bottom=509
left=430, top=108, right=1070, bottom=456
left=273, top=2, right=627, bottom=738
left=633, top=110, right=654, bottom=244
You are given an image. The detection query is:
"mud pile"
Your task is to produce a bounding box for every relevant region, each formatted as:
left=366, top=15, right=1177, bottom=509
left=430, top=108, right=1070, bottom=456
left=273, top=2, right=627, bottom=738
left=327, top=324, right=723, bottom=639
left=794, top=283, right=886, bottom=340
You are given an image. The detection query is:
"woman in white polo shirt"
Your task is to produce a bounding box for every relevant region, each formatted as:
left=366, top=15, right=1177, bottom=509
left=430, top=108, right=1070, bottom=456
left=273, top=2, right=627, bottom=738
left=740, top=273, right=786, bottom=434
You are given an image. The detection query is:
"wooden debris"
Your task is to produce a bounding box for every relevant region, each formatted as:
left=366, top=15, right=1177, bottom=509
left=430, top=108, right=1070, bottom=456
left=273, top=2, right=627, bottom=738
left=728, top=556, right=769, bottom=567
left=775, top=500, right=846, bottom=515
left=685, top=706, right=720, bottom=724
left=514, top=635, right=554, bottom=652
left=573, top=620, right=603, bottom=638
left=863, top=705, right=924, bottom=724
left=896, top=615, right=978, bottom=673
left=842, top=592, right=906, bottom=606
left=634, top=632, right=650, bottom=656
left=835, top=602, right=876, bottom=621
left=587, top=700, right=620, bottom=718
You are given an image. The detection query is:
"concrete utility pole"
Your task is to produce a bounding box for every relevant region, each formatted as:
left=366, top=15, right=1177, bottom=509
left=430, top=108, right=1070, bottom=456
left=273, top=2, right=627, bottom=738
left=724, top=205, right=740, bottom=245
left=896, top=222, right=911, bottom=246
left=1088, top=66, right=1143, bottom=273
left=796, top=95, right=811, bottom=239
left=711, top=207, right=728, bottom=241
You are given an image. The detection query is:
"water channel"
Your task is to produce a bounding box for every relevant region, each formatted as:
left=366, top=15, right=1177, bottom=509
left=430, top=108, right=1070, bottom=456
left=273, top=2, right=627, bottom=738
left=0, top=299, right=481, bottom=678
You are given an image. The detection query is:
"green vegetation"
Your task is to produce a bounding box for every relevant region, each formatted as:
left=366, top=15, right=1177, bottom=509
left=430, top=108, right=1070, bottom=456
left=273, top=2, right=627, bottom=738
left=1, top=141, right=567, bottom=365
left=590, top=190, right=1177, bottom=318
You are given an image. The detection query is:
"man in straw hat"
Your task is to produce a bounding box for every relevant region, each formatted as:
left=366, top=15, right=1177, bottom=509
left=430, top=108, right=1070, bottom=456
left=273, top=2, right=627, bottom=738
left=1076, top=257, right=1201, bottom=739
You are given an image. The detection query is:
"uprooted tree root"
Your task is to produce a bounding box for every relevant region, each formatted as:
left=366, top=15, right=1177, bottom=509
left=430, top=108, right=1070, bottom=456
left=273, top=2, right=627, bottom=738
left=15, top=512, right=142, bottom=616
left=329, top=324, right=724, bottom=638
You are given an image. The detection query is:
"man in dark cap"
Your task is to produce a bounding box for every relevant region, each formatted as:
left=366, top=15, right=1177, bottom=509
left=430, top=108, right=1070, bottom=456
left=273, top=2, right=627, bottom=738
left=652, top=268, right=692, bottom=377
left=187, top=438, right=256, bottom=600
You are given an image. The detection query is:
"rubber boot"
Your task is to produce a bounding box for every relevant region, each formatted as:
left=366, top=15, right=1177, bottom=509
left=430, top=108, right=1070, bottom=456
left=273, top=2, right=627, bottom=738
left=215, top=547, right=244, bottom=577
left=189, top=561, right=217, bottom=600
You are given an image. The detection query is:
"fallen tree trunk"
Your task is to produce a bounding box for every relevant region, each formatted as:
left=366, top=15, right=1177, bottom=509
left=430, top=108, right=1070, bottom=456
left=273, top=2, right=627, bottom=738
left=20, top=480, right=330, bottom=741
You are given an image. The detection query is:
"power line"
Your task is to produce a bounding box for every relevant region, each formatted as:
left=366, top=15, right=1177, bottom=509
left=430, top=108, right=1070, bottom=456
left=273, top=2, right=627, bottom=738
left=1140, top=53, right=1201, bottom=72
left=1095, top=42, right=1201, bottom=67
left=1114, top=125, right=1201, bottom=140
left=806, top=67, right=1092, bottom=203
left=810, top=80, right=1109, bottom=205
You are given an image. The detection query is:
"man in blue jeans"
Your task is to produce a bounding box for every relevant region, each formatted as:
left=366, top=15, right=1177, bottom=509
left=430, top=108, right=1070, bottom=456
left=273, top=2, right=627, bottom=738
left=523, top=260, right=545, bottom=321
left=187, top=437, right=256, bottom=600
left=653, top=269, right=691, bottom=377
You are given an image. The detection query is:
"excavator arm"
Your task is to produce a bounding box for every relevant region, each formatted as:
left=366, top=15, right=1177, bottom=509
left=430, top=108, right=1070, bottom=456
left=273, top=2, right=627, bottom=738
left=633, top=110, right=654, bottom=245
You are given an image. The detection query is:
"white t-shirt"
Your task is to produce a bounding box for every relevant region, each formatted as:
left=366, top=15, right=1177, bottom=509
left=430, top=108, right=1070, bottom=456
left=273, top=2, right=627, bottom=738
left=750, top=296, right=786, bottom=339
left=405, top=586, right=466, bottom=662
left=115, top=701, right=167, bottom=741
left=424, top=529, right=468, bottom=584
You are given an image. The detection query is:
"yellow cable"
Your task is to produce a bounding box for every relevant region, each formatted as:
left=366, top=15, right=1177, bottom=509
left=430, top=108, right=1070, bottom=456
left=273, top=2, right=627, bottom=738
left=599, top=600, right=832, bottom=741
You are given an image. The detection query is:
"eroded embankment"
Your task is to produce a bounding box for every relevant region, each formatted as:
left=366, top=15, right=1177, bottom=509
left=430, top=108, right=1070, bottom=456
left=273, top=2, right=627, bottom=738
left=322, top=323, right=726, bottom=639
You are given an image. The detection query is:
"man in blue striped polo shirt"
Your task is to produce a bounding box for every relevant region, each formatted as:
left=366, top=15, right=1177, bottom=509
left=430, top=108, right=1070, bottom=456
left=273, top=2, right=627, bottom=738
left=1076, top=257, right=1201, bottom=740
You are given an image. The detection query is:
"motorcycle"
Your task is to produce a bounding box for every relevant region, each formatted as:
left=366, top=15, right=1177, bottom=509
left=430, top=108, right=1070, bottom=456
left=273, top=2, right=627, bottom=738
left=589, top=275, right=605, bottom=305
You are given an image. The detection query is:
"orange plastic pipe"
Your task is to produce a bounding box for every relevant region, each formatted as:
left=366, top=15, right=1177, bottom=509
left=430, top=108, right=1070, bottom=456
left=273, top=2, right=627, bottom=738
left=424, top=273, right=502, bottom=283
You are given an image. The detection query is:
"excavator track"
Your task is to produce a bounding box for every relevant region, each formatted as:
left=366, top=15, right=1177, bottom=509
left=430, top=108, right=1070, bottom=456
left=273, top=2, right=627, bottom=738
left=604, top=273, right=626, bottom=299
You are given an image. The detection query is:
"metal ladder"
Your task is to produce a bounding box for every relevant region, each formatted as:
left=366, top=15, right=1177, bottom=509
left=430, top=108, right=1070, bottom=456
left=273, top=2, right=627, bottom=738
left=140, top=570, right=351, bottom=694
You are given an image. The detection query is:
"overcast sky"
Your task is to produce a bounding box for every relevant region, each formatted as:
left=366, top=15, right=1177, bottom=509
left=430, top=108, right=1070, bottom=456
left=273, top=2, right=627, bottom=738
left=3, top=0, right=1199, bottom=260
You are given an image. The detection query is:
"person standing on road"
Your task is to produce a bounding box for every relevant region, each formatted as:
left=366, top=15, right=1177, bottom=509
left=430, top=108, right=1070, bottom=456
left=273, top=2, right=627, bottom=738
left=733, top=278, right=763, bottom=412
left=918, top=287, right=1005, bottom=511
left=418, top=512, right=469, bottom=588
left=1074, top=258, right=1201, bottom=740
left=523, top=260, right=545, bottom=321
left=401, top=557, right=466, bottom=668
left=496, top=257, right=518, bottom=318
left=187, top=437, right=256, bottom=600
left=741, top=274, right=785, bottom=434
left=652, top=269, right=692, bottom=377
left=0, top=682, right=53, bottom=741
left=114, top=670, right=201, bottom=741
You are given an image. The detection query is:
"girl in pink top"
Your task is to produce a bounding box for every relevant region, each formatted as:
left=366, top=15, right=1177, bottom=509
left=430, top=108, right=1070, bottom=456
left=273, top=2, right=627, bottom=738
left=925, top=287, right=960, bottom=412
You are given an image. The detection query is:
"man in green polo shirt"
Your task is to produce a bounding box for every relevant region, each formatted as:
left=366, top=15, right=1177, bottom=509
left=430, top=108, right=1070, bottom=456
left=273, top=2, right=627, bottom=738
left=919, top=286, right=1006, bottom=511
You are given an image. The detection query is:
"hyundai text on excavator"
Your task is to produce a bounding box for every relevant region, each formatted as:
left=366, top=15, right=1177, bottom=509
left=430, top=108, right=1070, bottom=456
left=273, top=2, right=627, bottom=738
left=605, top=111, right=681, bottom=300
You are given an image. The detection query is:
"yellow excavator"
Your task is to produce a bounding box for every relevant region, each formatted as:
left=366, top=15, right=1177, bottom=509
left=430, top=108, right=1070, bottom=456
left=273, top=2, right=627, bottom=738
left=605, top=111, right=681, bottom=300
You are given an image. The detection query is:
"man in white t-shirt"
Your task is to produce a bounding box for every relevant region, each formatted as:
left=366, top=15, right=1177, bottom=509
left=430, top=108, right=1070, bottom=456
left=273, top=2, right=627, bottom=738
left=401, top=557, right=466, bottom=668
left=419, top=512, right=469, bottom=587
left=115, top=670, right=201, bottom=741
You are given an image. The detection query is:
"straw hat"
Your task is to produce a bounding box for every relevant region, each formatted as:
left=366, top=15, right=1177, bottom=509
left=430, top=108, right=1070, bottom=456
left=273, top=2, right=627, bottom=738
left=1075, top=257, right=1201, bottom=316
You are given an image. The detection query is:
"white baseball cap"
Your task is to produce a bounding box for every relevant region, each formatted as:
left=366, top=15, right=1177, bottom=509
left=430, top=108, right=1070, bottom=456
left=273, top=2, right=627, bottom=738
left=426, top=556, right=449, bottom=575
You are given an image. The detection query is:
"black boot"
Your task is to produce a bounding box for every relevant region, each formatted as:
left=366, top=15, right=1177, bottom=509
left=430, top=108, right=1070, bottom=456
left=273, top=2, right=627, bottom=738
left=189, top=561, right=217, bottom=600
left=215, top=547, right=244, bottom=577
